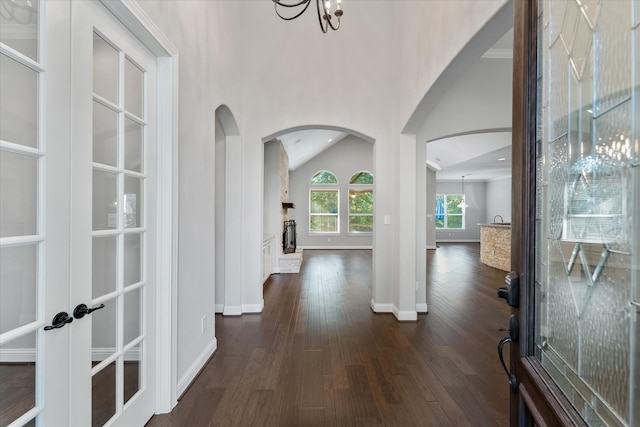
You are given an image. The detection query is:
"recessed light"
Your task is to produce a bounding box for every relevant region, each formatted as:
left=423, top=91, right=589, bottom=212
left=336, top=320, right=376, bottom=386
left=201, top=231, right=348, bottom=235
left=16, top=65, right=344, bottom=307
left=328, top=138, right=333, bottom=143
left=498, top=157, right=506, bottom=161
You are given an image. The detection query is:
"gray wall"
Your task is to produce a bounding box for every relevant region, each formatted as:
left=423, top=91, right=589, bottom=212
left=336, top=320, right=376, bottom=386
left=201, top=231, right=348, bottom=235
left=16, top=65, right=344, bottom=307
left=289, top=135, right=373, bottom=248
left=485, top=176, right=512, bottom=223
left=435, top=180, right=486, bottom=242
left=264, top=140, right=284, bottom=247
left=426, top=168, right=437, bottom=249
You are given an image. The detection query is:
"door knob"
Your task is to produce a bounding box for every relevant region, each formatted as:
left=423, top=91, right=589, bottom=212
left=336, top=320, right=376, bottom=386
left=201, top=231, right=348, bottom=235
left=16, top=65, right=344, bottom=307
left=73, top=303, right=105, bottom=319
left=44, top=312, right=73, bottom=331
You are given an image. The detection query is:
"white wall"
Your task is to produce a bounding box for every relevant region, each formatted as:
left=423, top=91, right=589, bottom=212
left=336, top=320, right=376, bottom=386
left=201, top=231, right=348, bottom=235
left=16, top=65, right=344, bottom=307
left=435, top=180, right=486, bottom=242
left=486, top=176, right=512, bottom=223
left=288, top=135, right=373, bottom=248
left=264, top=139, right=282, bottom=249
left=214, top=116, right=226, bottom=313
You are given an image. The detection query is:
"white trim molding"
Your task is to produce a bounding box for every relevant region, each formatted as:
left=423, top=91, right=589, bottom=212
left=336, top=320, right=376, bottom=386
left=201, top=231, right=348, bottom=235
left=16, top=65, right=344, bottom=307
left=302, top=245, right=373, bottom=250
left=242, top=301, right=264, bottom=314
left=176, top=339, right=217, bottom=399
left=223, top=305, right=242, bottom=316
left=370, top=299, right=393, bottom=313
left=214, top=304, right=224, bottom=314
left=393, top=307, right=418, bottom=322
left=416, top=303, right=429, bottom=313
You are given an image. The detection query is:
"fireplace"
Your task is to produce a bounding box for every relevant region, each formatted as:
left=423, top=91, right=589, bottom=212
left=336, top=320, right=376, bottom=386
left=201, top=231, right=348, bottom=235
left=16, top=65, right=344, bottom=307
left=283, top=220, right=297, bottom=254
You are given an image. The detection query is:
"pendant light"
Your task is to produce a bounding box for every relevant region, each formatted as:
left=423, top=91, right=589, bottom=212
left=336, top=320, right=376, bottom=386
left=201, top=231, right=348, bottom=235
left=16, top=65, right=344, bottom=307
left=457, top=175, right=469, bottom=209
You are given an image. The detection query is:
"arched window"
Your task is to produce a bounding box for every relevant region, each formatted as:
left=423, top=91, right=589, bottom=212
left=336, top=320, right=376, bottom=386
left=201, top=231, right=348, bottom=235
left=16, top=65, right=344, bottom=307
left=309, top=171, right=339, bottom=233
left=348, top=171, right=373, bottom=233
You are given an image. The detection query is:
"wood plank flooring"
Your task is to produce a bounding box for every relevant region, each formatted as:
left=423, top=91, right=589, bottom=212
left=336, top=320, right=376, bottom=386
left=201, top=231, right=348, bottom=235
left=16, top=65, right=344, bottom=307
left=147, top=244, right=511, bottom=426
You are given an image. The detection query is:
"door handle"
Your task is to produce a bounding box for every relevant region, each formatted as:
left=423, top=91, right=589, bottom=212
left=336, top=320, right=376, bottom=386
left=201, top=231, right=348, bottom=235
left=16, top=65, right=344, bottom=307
left=44, top=312, right=74, bottom=331
left=73, top=303, right=105, bottom=319
left=498, top=314, right=519, bottom=392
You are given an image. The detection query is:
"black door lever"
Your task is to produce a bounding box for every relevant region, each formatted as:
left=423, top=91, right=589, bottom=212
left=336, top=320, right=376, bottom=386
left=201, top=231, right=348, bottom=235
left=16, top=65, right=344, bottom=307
left=44, top=312, right=73, bottom=331
left=498, top=314, right=519, bottom=392
left=73, top=303, right=105, bottom=319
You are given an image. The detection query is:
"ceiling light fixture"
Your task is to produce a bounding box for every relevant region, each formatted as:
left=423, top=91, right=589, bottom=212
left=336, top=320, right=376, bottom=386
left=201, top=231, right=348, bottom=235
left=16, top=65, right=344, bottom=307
left=498, top=157, right=506, bottom=161
left=457, top=175, right=469, bottom=209
left=272, top=0, right=343, bottom=33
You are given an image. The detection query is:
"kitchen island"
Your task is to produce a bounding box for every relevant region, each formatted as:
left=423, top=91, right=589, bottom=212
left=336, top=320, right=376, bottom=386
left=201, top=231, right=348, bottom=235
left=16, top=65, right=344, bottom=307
left=479, top=223, right=511, bottom=271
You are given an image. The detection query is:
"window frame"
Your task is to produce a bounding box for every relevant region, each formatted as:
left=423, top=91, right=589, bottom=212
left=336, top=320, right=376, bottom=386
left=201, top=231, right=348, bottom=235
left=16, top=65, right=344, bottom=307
left=435, top=193, right=465, bottom=230
left=309, top=170, right=340, bottom=235
left=348, top=171, right=373, bottom=235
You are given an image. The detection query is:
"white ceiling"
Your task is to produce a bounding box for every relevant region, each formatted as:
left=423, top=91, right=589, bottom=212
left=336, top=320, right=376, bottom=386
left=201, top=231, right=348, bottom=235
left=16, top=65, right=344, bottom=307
left=278, top=29, right=514, bottom=179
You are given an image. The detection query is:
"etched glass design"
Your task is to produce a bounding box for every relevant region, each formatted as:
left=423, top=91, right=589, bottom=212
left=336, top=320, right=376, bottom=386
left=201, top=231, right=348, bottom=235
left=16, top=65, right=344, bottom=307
left=535, top=0, right=637, bottom=425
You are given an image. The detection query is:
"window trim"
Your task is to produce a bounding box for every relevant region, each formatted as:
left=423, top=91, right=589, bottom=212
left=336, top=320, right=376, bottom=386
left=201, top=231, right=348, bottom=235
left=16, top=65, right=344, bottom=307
left=309, top=188, right=340, bottom=234
left=435, top=193, right=466, bottom=230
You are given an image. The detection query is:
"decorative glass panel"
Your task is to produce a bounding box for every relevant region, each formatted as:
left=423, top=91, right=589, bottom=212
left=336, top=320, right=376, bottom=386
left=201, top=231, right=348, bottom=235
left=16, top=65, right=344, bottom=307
left=0, top=54, right=38, bottom=148
left=535, top=1, right=637, bottom=425
left=310, top=170, right=337, bottom=184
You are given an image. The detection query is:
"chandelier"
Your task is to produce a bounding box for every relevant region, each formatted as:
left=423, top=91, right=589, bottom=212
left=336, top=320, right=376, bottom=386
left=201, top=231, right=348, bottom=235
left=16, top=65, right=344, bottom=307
left=272, top=0, right=343, bottom=33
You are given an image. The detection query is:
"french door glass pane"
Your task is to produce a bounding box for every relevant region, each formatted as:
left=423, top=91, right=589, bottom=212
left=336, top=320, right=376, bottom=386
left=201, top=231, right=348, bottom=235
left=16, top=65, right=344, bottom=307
left=0, top=331, right=37, bottom=426
left=124, top=344, right=141, bottom=405
left=92, top=170, right=118, bottom=231
left=0, top=244, right=37, bottom=334
left=93, top=33, right=119, bottom=104
left=535, top=0, right=638, bottom=425
left=0, top=151, right=37, bottom=238
left=123, top=287, right=141, bottom=345
left=92, top=299, right=116, bottom=361
left=0, top=0, right=39, bottom=61
left=92, top=236, right=117, bottom=299
left=92, top=361, right=116, bottom=427
left=93, top=101, right=118, bottom=167
left=124, top=118, right=143, bottom=172
left=123, top=233, right=141, bottom=286
left=124, top=58, right=143, bottom=118
left=123, top=176, right=142, bottom=229
left=0, top=54, right=38, bottom=148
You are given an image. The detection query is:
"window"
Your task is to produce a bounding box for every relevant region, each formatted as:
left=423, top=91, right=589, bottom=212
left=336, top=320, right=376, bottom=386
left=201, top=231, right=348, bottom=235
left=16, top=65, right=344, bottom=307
left=349, top=171, right=373, bottom=233
left=310, top=171, right=339, bottom=233
left=435, top=194, right=464, bottom=229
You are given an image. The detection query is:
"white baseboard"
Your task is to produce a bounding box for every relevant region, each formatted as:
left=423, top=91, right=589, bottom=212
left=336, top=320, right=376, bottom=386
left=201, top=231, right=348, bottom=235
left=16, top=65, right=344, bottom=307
left=370, top=299, right=393, bottom=313
left=393, top=306, right=418, bottom=322
left=301, top=245, right=373, bottom=250
left=223, top=305, right=242, bottom=316
left=0, top=348, right=35, bottom=363
left=0, top=347, right=141, bottom=363
left=416, top=303, right=429, bottom=313
left=177, top=338, right=217, bottom=399
left=214, top=304, right=224, bottom=314
left=242, top=300, right=264, bottom=313
left=426, top=245, right=437, bottom=250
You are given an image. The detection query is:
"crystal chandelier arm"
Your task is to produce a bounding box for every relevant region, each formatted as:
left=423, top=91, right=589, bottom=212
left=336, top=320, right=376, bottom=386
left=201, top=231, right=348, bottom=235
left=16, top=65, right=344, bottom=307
left=273, top=0, right=312, bottom=21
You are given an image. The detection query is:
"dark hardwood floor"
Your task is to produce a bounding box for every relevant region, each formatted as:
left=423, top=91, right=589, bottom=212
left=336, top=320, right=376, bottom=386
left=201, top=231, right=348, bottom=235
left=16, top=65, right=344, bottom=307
left=148, top=243, right=511, bottom=427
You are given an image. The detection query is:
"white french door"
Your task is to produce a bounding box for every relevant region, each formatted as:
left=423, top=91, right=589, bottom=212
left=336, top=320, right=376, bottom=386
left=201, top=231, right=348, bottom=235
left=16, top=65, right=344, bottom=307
left=0, top=1, right=158, bottom=426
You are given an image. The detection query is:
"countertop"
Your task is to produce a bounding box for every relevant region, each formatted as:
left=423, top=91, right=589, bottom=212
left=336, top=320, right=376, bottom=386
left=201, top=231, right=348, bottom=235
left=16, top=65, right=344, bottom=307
left=477, top=223, right=511, bottom=228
